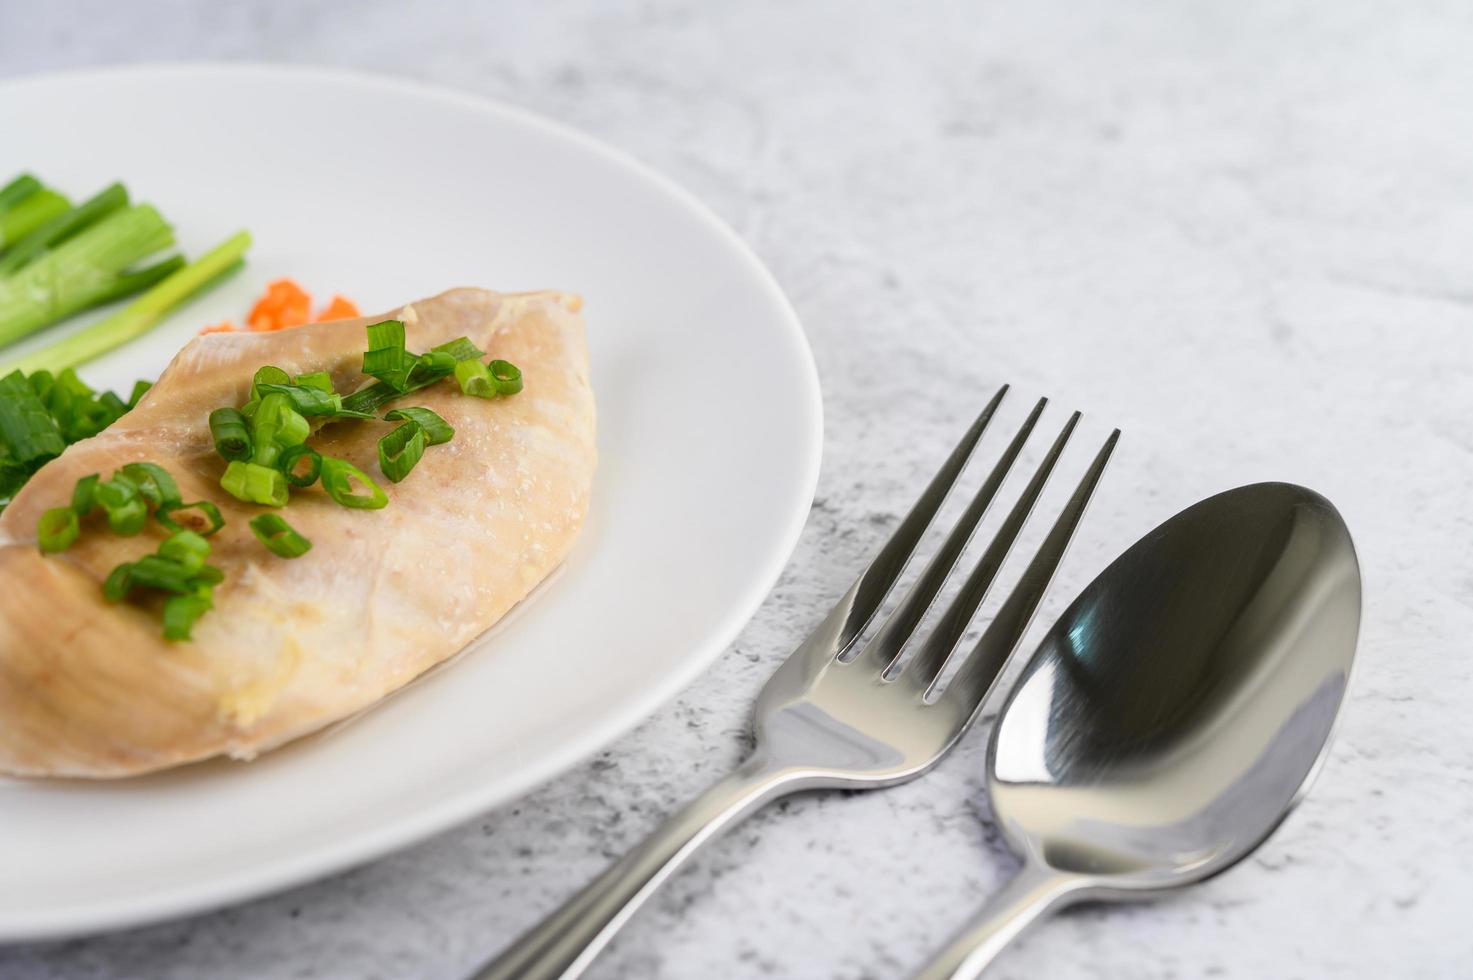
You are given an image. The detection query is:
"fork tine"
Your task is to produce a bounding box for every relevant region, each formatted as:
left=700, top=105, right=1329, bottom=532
left=856, top=397, right=1047, bottom=670
left=937, top=428, right=1120, bottom=709
left=827, top=385, right=1009, bottom=660
left=903, top=411, right=1081, bottom=688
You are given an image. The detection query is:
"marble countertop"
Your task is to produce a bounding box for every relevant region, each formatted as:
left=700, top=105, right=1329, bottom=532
left=2, top=1, right=1469, bottom=977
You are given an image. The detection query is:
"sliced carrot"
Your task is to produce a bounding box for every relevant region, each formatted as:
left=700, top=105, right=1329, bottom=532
left=247, top=278, right=313, bottom=332
left=202, top=280, right=360, bottom=334
left=314, top=295, right=361, bottom=322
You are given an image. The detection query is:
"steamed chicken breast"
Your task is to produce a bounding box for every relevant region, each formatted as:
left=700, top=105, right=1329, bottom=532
left=0, top=287, right=595, bottom=778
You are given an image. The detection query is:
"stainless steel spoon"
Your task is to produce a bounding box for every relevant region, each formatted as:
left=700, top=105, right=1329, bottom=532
left=913, top=481, right=1362, bottom=979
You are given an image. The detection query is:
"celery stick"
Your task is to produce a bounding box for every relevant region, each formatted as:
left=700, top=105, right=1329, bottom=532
left=0, top=183, right=127, bottom=274
left=0, top=204, right=174, bottom=347
left=0, top=189, right=70, bottom=249
left=0, top=175, right=41, bottom=212
left=0, top=231, right=251, bottom=376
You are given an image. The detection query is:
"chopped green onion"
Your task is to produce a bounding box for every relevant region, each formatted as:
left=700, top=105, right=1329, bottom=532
left=255, top=382, right=341, bottom=417
left=278, top=444, right=322, bottom=488
left=158, top=529, right=210, bottom=573
left=117, top=462, right=181, bottom=508
left=95, top=475, right=147, bottom=535
left=162, top=594, right=212, bottom=642
left=0, top=231, right=251, bottom=377
left=454, top=360, right=495, bottom=398
left=71, top=473, right=100, bottom=514
left=378, top=422, right=426, bottom=483
left=105, top=498, right=147, bottom=535
left=338, top=354, right=467, bottom=415
left=37, top=506, right=79, bottom=553
left=337, top=321, right=482, bottom=416
left=384, top=406, right=454, bottom=445
left=157, top=500, right=225, bottom=536
left=455, top=358, right=523, bottom=398
left=126, top=555, right=201, bottom=594
left=220, top=460, right=289, bottom=507
left=249, top=513, right=312, bottom=559
left=250, top=365, right=291, bottom=400
left=432, top=336, right=485, bottom=362
left=412, top=350, right=457, bottom=378
left=338, top=381, right=406, bottom=417
left=128, top=380, right=153, bottom=408
left=328, top=405, right=379, bottom=420
left=362, top=319, right=417, bottom=391
left=275, top=405, right=309, bottom=447
left=294, top=371, right=334, bottom=394
left=320, top=456, right=389, bottom=510
left=489, top=360, right=524, bottom=395
left=362, top=346, right=419, bottom=391
left=102, top=533, right=225, bottom=638
left=366, top=319, right=406, bottom=351
left=249, top=392, right=289, bottom=465
left=102, top=563, right=132, bottom=602
left=0, top=183, right=129, bottom=276
left=209, top=407, right=252, bottom=461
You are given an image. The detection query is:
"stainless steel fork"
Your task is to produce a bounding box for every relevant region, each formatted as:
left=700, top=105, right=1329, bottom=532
left=472, top=386, right=1119, bottom=980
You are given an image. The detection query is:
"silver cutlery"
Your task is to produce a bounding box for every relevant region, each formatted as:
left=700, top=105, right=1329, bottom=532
left=911, top=482, right=1362, bottom=979
left=472, top=385, right=1119, bottom=980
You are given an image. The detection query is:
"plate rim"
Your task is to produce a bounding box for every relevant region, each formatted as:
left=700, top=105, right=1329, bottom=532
left=0, top=62, right=823, bottom=941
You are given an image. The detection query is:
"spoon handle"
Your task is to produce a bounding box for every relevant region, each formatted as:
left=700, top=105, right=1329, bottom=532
left=910, top=864, right=1085, bottom=980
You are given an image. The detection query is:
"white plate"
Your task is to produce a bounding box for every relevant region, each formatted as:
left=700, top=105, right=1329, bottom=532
left=0, top=65, right=821, bottom=941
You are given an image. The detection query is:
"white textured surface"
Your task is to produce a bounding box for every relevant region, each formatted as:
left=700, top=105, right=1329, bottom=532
left=1, top=1, right=1469, bottom=977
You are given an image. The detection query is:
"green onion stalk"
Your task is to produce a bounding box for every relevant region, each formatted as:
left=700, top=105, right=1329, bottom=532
left=0, top=203, right=174, bottom=346
left=0, top=183, right=130, bottom=276
left=0, top=189, right=71, bottom=249
left=0, top=230, right=251, bottom=376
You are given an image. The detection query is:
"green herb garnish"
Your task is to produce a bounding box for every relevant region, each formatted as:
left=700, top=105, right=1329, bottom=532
left=94, top=473, right=148, bottom=535
left=454, top=358, right=522, bottom=398
left=378, top=422, right=426, bottom=484
left=162, top=595, right=213, bottom=642
left=158, top=529, right=210, bottom=573
left=383, top=406, right=454, bottom=445
left=362, top=319, right=417, bottom=391
left=104, top=528, right=224, bottom=642
left=320, top=457, right=388, bottom=510
left=157, top=499, right=225, bottom=536
left=33, top=461, right=225, bottom=640
left=209, top=407, right=252, bottom=461
left=117, top=462, right=181, bottom=508
left=279, top=444, right=322, bottom=488
left=249, top=513, right=311, bottom=559
left=220, top=460, right=289, bottom=507
left=37, top=506, right=79, bottom=553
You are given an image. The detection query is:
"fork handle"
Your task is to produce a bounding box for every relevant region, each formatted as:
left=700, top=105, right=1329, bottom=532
left=468, top=753, right=803, bottom=980
left=910, top=864, right=1087, bottom=980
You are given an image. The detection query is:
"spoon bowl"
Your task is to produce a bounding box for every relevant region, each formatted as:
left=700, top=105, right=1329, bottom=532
left=915, top=482, right=1361, bottom=979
